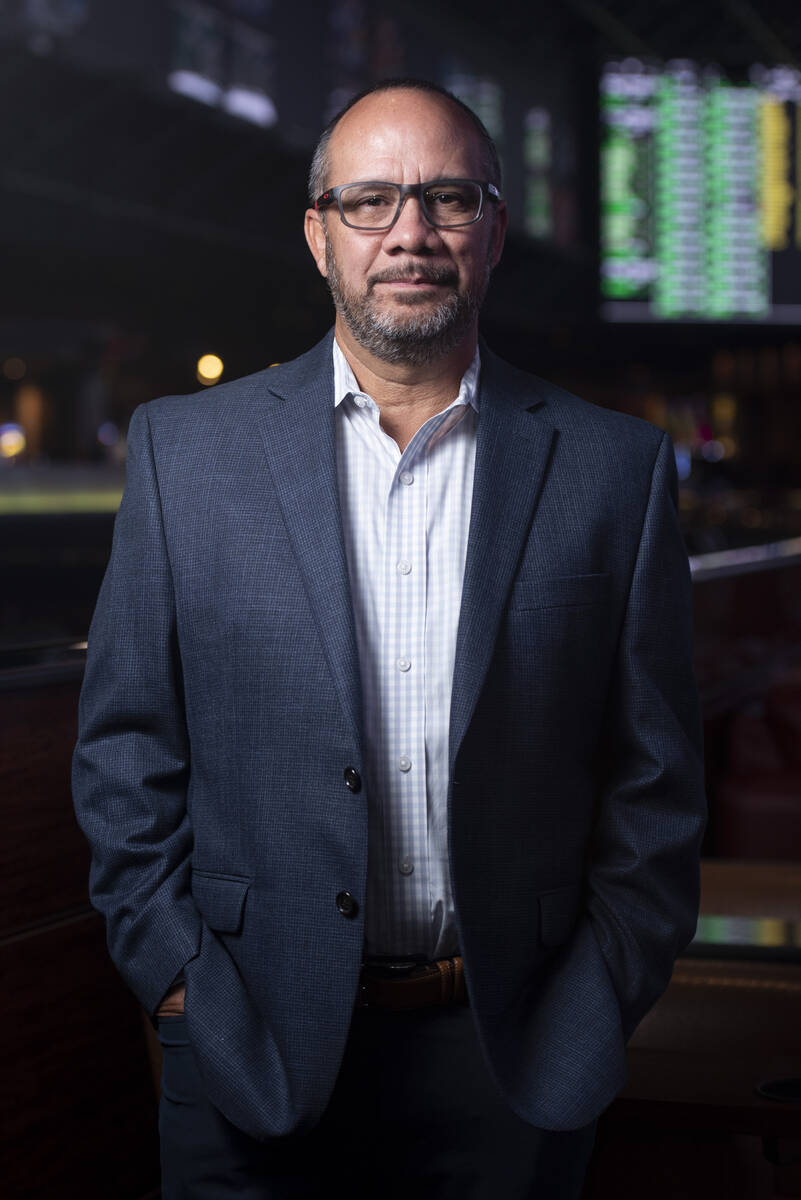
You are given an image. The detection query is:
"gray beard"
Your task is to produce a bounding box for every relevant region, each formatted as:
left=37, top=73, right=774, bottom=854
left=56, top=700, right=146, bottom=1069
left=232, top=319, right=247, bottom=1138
left=324, top=234, right=490, bottom=366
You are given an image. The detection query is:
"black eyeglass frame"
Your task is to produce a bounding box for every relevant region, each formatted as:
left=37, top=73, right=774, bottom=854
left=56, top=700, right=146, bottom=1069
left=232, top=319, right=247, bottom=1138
left=314, top=179, right=502, bottom=230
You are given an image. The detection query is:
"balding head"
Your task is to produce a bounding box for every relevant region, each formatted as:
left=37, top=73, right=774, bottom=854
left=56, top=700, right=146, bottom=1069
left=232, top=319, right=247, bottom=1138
left=308, top=78, right=501, bottom=206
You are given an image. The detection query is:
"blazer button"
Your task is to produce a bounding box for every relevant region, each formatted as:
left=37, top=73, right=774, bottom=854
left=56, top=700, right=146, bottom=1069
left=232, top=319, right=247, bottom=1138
left=343, top=767, right=362, bottom=793
left=336, top=891, right=358, bottom=918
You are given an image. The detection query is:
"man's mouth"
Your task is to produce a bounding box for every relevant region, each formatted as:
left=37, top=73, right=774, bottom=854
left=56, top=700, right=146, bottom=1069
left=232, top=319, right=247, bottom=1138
left=376, top=279, right=444, bottom=288
left=369, top=268, right=458, bottom=292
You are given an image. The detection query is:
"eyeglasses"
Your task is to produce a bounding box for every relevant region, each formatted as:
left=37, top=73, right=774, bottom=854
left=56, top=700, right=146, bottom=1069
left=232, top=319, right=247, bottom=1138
left=314, top=179, right=501, bottom=231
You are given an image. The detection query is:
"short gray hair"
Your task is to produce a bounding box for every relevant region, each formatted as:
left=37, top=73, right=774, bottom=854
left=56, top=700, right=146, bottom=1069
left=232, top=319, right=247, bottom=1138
left=307, top=78, right=502, bottom=206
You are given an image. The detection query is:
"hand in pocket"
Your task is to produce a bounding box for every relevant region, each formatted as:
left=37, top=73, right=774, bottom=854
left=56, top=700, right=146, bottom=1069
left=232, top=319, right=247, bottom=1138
left=156, top=982, right=186, bottom=1017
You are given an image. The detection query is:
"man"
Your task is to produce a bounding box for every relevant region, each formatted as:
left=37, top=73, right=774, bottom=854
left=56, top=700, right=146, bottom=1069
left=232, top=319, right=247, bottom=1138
left=73, top=79, right=705, bottom=1198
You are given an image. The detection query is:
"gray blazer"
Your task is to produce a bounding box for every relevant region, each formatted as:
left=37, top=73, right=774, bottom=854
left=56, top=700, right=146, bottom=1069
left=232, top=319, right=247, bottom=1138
left=73, top=330, right=705, bottom=1140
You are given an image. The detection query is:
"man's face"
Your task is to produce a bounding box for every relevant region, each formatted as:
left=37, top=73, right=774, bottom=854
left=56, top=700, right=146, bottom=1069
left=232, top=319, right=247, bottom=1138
left=304, top=89, right=507, bottom=366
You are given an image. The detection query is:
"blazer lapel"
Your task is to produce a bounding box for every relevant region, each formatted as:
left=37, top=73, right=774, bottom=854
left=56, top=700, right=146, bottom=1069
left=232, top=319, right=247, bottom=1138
left=449, top=351, right=556, bottom=773
left=254, top=333, right=363, bottom=748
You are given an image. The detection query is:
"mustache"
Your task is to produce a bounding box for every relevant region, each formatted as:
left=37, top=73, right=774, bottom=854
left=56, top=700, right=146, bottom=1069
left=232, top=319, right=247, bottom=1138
left=367, top=265, right=458, bottom=290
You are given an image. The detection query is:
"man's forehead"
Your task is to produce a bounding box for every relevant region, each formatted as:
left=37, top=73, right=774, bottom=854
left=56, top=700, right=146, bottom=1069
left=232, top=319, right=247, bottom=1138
left=327, top=89, right=483, bottom=175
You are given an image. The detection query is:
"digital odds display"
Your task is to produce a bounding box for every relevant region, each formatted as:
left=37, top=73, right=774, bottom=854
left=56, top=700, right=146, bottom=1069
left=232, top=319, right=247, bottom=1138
left=601, top=59, right=801, bottom=323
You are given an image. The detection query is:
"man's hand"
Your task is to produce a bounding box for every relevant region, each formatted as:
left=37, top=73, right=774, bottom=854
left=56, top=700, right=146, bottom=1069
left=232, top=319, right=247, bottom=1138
left=156, top=982, right=186, bottom=1017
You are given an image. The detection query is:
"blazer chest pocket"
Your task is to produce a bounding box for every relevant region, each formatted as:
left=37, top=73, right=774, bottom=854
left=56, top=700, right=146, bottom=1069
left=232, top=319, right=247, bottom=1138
left=192, top=871, right=251, bottom=933
left=538, top=884, right=583, bottom=947
left=509, top=572, right=609, bottom=611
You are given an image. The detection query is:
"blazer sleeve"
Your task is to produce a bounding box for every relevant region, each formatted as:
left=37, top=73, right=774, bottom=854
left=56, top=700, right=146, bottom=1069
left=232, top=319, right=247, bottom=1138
left=583, top=430, right=706, bottom=1039
left=72, top=404, right=202, bottom=1017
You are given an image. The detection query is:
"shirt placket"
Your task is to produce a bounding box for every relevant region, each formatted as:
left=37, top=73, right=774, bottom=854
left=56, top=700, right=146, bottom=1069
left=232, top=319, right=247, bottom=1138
left=381, top=434, right=430, bottom=954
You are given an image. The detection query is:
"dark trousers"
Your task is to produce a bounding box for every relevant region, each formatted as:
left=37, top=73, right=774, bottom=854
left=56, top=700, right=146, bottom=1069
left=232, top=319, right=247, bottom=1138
left=158, top=1003, right=596, bottom=1199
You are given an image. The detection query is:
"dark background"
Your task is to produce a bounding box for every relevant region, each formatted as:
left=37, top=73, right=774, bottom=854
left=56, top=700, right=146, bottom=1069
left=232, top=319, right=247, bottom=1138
left=2, top=6, right=801, bottom=1198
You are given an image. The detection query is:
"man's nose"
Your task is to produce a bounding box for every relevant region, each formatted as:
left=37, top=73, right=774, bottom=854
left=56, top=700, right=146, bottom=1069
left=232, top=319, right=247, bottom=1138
left=382, top=195, right=443, bottom=252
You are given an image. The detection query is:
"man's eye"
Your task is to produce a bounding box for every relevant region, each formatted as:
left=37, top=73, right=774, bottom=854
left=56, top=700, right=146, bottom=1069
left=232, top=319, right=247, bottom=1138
left=347, top=192, right=393, bottom=209
left=428, top=190, right=469, bottom=208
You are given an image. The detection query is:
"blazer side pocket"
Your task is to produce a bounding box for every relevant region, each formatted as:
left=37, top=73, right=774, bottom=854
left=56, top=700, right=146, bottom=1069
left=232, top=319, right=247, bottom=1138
left=191, top=871, right=251, bottom=933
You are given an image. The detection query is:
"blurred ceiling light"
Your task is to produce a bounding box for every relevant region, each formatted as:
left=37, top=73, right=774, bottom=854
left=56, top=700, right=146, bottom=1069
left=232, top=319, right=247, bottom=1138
left=168, top=70, right=222, bottom=107
left=197, top=354, right=224, bottom=386
left=0, top=423, right=26, bottom=458
left=222, top=87, right=278, bottom=128
left=3, top=356, right=26, bottom=380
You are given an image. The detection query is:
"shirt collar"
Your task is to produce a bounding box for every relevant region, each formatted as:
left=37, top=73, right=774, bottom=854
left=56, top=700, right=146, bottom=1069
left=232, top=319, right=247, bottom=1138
left=332, top=337, right=481, bottom=414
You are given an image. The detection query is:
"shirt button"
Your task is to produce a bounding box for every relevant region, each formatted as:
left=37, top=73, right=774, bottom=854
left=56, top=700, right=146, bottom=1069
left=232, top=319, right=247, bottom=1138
left=396, top=657, right=411, bottom=672
left=399, top=471, right=414, bottom=486
left=398, top=857, right=414, bottom=876
left=398, top=756, right=412, bottom=773
left=396, top=559, right=412, bottom=575
left=354, top=396, right=367, bottom=408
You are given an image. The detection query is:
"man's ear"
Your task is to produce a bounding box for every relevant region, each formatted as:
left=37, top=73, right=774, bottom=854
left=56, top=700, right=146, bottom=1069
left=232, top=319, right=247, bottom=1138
left=304, top=209, right=328, bottom=277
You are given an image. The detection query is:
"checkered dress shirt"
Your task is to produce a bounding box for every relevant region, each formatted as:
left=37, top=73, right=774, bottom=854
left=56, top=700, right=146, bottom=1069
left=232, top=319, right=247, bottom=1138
left=333, top=339, right=479, bottom=958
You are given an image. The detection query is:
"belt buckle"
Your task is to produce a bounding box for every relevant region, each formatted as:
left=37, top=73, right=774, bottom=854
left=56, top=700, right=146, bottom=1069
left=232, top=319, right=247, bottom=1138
left=359, top=958, right=421, bottom=1009
left=363, top=958, right=423, bottom=978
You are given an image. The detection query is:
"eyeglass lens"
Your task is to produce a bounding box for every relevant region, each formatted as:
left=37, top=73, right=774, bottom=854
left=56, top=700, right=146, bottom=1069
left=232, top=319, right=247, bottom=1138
left=339, top=182, right=482, bottom=228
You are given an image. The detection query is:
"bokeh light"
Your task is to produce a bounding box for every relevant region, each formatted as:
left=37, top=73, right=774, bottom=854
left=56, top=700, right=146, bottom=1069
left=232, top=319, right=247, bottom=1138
left=701, top=440, right=726, bottom=463
left=674, top=444, right=692, bottom=481
left=197, top=354, right=224, bottom=385
left=0, top=423, right=26, bottom=458
left=97, top=421, right=120, bottom=447
left=2, top=357, right=26, bottom=381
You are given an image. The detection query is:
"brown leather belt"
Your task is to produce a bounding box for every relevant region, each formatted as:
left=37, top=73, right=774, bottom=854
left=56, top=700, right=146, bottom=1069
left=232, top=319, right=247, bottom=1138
left=357, top=956, right=467, bottom=1011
